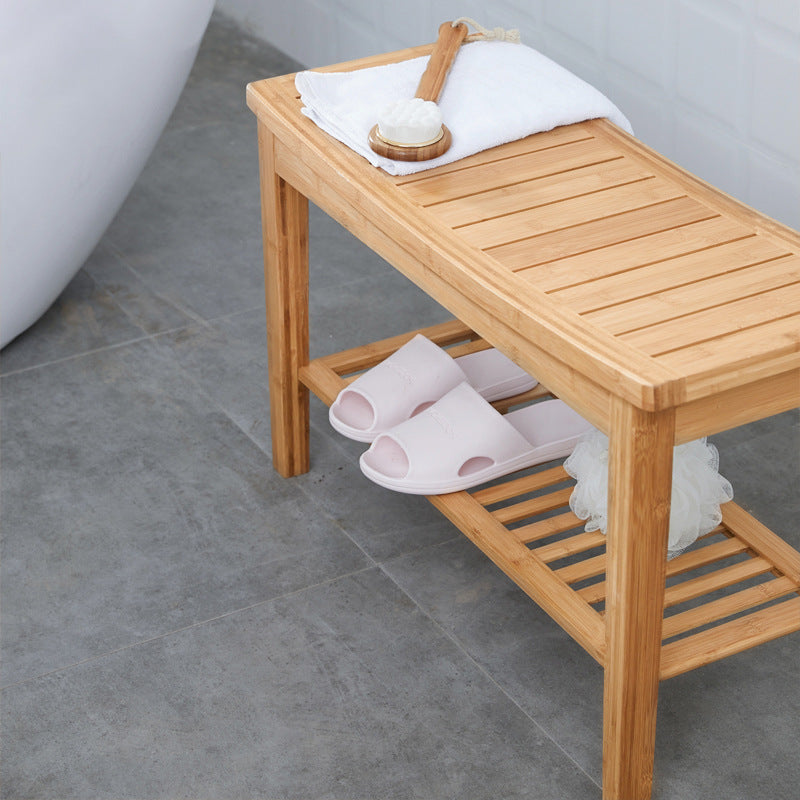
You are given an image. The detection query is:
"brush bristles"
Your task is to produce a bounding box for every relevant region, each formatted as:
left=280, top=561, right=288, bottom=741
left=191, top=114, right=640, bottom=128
left=376, top=97, right=443, bottom=147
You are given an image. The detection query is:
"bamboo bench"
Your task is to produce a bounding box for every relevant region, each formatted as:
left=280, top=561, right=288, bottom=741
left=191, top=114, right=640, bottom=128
left=246, top=43, right=800, bottom=800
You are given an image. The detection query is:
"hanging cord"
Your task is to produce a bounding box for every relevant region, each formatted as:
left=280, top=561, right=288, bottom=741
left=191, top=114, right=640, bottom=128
left=452, top=17, right=521, bottom=43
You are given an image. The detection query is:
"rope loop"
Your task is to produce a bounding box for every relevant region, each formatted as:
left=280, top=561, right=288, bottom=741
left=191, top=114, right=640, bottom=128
left=452, top=16, right=521, bottom=44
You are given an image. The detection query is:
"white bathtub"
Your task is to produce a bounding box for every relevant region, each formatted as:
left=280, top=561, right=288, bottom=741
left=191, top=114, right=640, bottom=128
left=0, top=0, right=216, bottom=349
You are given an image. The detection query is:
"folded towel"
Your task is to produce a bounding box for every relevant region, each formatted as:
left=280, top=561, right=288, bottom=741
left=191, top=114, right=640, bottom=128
left=296, top=40, right=633, bottom=175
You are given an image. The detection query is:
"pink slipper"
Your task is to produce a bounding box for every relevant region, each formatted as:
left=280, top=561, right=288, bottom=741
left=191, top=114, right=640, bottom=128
left=359, top=382, right=593, bottom=494
left=329, top=334, right=537, bottom=442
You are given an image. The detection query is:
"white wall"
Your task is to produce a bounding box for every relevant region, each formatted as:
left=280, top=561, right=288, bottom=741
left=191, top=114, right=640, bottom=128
left=220, top=0, right=800, bottom=229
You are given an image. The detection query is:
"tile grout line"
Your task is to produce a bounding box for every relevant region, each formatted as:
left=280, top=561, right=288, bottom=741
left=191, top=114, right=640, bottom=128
left=376, top=553, right=604, bottom=791
left=196, top=304, right=267, bottom=326
left=97, top=241, right=216, bottom=329
left=2, top=526, right=600, bottom=789
left=0, top=262, right=218, bottom=379
left=0, top=561, right=380, bottom=693
left=85, top=294, right=389, bottom=580
left=0, top=331, right=180, bottom=378
left=156, top=307, right=601, bottom=789
left=0, top=364, right=384, bottom=694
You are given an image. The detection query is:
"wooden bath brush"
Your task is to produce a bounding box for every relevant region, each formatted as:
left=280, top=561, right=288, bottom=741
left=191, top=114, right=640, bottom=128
left=368, top=20, right=468, bottom=161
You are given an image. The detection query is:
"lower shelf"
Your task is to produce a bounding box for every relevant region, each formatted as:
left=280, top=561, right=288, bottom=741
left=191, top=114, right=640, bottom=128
left=300, top=319, right=800, bottom=680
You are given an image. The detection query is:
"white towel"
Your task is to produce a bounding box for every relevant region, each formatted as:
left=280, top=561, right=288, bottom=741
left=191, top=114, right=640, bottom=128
left=296, top=41, right=633, bottom=175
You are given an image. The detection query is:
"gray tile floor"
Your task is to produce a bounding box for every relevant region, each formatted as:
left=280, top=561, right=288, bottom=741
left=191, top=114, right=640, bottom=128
left=2, top=12, right=798, bottom=800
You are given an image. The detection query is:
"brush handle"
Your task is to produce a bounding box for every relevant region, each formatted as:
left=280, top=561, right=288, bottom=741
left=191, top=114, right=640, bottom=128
left=414, top=21, right=468, bottom=103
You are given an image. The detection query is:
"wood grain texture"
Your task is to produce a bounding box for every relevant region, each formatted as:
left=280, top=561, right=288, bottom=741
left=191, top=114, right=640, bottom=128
left=414, top=21, right=468, bottom=102
left=295, top=143, right=685, bottom=408
left=602, top=399, right=674, bottom=800
left=621, top=282, right=800, bottom=355
left=721, top=502, right=800, bottom=583
left=257, top=125, right=310, bottom=477
left=402, top=136, right=623, bottom=205
left=248, top=45, right=800, bottom=800
left=429, top=490, right=607, bottom=665
left=487, top=197, right=718, bottom=272
left=660, top=598, right=800, bottom=679
left=661, top=577, right=799, bottom=640
left=290, top=322, right=799, bottom=798
left=428, top=157, right=649, bottom=227
left=458, top=177, right=684, bottom=249
left=583, top=255, right=800, bottom=333
left=395, top=125, right=593, bottom=187
left=551, top=235, right=788, bottom=309
left=520, top=216, right=751, bottom=292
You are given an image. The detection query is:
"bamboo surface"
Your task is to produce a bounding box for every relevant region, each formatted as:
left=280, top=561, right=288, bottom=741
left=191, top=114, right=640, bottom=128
left=386, top=109, right=800, bottom=414
left=602, top=399, right=674, bottom=800
left=257, top=126, right=310, bottom=477
left=414, top=21, right=468, bottom=102
left=403, top=133, right=800, bottom=394
left=247, top=70, right=800, bottom=423
left=248, top=46, right=799, bottom=800
left=293, top=320, right=800, bottom=687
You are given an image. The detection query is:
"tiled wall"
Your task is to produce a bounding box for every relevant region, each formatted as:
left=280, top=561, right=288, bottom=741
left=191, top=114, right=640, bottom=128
left=222, top=0, right=800, bottom=228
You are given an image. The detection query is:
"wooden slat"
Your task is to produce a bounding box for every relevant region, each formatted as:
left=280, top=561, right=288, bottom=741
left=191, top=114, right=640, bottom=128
left=318, top=318, right=473, bottom=374
left=518, top=216, right=751, bottom=292
left=578, top=579, right=611, bottom=605
left=459, top=178, right=683, bottom=249
left=471, top=465, right=570, bottom=506
left=429, top=157, right=649, bottom=227
left=662, top=576, right=800, bottom=639
left=622, top=282, right=800, bottom=355
left=490, top=384, right=554, bottom=413
left=514, top=511, right=585, bottom=544
left=440, top=337, right=491, bottom=359
left=395, top=125, right=595, bottom=187
left=655, top=316, right=800, bottom=386
left=556, top=552, right=608, bottom=584
left=428, top=490, right=607, bottom=665
left=491, top=487, right=574, bottom=525
left=660, top=597, right=800, bottom=679
left=535, top=530, right=608, bottom=563
left=575, top=534, right=748, bottom=604
left=554, top=237, right=789, bottom=311
left=299, top=360, right=344, bottom=405
left=589, top=118, right=800, bottom=255
left=487, top=197, right=716, bottom=271
left=663, top=536, right=749, bottom=576
left=583, top=255, right=800, bottom=333
left=400, top=136, right=619, bottom=204
left=663, top=557, right=773, bottom=608
left=721, top=502, right=800, bottom=583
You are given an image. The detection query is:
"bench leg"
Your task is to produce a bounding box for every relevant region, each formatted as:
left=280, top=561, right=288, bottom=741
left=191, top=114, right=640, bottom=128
left=602, top=398, right=674, bottom=800
left=257, top=124, right=310, bottom=477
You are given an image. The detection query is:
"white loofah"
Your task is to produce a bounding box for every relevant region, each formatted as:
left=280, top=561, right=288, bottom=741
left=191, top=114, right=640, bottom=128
left=376, top=97, right=443, bottom=145
left=564, top=430, right=734, bottom=559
